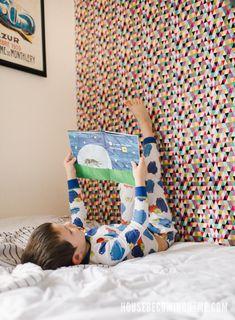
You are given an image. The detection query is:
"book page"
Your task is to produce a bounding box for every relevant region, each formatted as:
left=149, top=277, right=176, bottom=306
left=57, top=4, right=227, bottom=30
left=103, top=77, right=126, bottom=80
left=68, top=131, right=111, bottom=170
left=103, top=132, right=140, bottom=172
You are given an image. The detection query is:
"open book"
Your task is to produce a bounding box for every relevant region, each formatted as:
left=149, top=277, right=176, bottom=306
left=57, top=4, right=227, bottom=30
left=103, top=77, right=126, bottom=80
left=67, top=131, right=140, bottom=185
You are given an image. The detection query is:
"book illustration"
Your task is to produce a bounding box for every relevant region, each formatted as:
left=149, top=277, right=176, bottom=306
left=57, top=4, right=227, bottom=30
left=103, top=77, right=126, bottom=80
left=84, top=159, right=102, bottom=167
left=76, top=144, right=112, bottom=169
left=68, top=131, right=140, bottom=185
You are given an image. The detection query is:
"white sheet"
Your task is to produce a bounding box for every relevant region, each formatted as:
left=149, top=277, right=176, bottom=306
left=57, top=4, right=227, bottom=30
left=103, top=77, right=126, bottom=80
left=0, top=242, right=234, bottom=320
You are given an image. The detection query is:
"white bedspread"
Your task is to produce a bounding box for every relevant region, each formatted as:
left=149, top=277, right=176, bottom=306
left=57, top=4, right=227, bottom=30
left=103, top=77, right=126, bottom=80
left=0, top=242, right=234, bottom=320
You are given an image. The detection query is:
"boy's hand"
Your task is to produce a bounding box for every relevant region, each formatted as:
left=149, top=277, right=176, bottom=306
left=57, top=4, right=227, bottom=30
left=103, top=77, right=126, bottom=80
left=64, top=152, right=77, bottom=180
left=124, top=98, right=145, bottom=109
left=131, top=156, right=147, bottom=187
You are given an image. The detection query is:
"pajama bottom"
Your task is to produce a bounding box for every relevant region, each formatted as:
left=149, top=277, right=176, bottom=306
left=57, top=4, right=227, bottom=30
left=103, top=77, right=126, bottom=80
left=119, top=136, right=178, bottom=248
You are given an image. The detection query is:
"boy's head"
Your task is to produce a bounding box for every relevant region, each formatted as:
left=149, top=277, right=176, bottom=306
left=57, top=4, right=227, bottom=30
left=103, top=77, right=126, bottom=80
left=21, top=222, right=87, bottom=270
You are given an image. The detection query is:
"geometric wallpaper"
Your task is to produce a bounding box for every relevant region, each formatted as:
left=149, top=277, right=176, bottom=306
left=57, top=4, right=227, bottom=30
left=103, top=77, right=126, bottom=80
left=74, top=0, right=235, bottom=245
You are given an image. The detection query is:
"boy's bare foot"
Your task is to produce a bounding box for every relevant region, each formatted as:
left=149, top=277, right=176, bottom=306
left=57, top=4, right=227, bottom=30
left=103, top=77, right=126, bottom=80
left=154, top=234, right=169, bottom=251
left=124, top=98, right=153, bottom=138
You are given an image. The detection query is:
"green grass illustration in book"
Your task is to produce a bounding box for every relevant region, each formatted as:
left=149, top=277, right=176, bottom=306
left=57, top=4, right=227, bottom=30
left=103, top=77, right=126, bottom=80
left=67, top=131, right=140, bottom=185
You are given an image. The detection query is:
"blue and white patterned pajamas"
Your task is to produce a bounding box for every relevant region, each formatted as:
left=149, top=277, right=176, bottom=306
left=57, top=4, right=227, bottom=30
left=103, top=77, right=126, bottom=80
left=68, top=137, right=178, bottom=266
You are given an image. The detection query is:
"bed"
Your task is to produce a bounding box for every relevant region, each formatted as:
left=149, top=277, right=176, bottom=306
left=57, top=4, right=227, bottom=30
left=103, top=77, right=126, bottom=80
left=0, top=215, right=234, bottom=320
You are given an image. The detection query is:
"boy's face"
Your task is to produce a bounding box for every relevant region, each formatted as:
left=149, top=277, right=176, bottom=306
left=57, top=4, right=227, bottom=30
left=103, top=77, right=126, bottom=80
left=52, top=222, right=86, bottom=254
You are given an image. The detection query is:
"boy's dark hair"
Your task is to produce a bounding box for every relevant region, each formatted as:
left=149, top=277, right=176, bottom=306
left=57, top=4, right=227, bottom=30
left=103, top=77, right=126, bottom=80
left=21, top=223, right=76, bottom=270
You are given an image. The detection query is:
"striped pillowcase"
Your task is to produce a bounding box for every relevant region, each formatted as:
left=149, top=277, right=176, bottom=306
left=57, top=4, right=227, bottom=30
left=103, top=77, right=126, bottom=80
left=0, top=226, right=35, bottom=269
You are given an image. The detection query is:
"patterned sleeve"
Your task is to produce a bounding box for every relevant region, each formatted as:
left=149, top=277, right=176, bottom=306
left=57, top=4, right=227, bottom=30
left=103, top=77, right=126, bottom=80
left=95, top=186, right=149, bottom=266
left=67, top=179, right=88, bottom=228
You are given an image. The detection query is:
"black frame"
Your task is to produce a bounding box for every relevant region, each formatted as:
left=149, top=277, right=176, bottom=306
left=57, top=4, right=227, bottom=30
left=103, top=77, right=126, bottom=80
left=0, top=0, right=47, bottom=77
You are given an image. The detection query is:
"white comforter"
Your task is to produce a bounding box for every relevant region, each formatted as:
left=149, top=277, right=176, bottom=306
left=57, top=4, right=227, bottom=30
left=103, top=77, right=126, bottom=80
left=0, top=242, right=234, bottom=320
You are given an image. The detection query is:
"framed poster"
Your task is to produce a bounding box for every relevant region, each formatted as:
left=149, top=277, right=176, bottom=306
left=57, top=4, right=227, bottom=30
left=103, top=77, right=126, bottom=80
left=0, top=0, right=46, bottom=77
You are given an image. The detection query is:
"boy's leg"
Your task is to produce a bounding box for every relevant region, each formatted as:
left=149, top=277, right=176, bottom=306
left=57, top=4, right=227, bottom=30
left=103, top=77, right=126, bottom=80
left=125, top=98, right=178, bottom=249
left=118, top=183, right=135, bottom=224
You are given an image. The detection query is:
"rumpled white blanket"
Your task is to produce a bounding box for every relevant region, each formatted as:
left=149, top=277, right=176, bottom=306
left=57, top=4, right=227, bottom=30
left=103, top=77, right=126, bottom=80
left=0, top=263, right=44, bottom=292
left=0, top=242, right=234, bottom=320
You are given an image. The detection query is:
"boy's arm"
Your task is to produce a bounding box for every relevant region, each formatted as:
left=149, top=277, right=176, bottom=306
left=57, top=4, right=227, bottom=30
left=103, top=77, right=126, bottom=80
left=67, top=178, right=88, bottom=228
left=64, top=152, right=87, bottom=228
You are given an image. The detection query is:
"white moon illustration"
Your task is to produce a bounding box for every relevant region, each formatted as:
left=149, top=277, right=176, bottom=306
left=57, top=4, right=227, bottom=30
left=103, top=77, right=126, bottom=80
left=77, top=144, right=112, bottom=169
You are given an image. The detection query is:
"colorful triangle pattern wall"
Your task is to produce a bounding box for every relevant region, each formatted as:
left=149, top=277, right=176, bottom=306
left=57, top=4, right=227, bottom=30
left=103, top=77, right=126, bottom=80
left=74, top=0, right=235, bottom=245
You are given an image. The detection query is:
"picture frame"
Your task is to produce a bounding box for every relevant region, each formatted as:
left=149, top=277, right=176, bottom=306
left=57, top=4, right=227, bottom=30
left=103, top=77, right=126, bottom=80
left=0, top=0, right=47, bottom=77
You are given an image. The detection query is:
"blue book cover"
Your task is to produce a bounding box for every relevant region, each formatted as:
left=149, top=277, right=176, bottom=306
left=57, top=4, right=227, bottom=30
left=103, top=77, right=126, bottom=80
left=67, top=131, right=140, bottom=185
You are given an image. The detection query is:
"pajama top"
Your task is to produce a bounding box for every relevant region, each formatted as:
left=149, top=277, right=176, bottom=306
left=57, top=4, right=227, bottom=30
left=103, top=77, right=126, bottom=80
left=68, top=179, right=158, bottom=266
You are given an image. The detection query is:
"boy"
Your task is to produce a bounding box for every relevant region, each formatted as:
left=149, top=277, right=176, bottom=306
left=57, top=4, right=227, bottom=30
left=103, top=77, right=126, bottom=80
left=21, top=99, right=177, bottom=269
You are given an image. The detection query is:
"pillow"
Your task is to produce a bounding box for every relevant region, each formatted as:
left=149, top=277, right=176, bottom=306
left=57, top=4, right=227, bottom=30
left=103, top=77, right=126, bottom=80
left=0, top=226, right=35, bottom=269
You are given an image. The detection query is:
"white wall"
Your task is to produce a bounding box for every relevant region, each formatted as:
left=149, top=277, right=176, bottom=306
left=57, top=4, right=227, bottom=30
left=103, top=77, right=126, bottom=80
left=0, top=0, right=77, bottom=218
